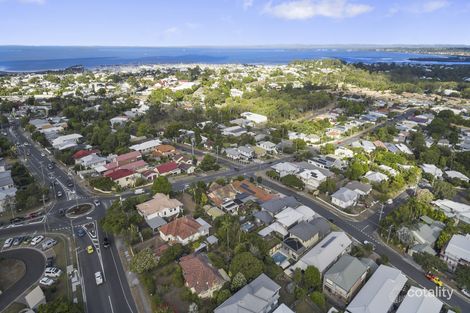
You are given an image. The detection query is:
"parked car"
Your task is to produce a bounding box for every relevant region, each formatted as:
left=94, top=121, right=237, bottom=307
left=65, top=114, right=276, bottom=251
left=12, top=236, right=24, bottom=246
left=67, top=181, right=74, bottom=188
left=93, top=199, right=101, bottom=206
left=46, top=256, right=54, bottom=267
left=87, top=245, right=94, bottom=254
left=134, top=188, right=144, bottom=195
left=31, top=235, right=44, bottom=246
left=425, top=272, right=443, bottom=287
left=39, top=277, right=55, bottom=286
left=47, top=163, right=53, bottom=170
left=461, top=288, right=470, bottom=298
left=44, top=267, right=62, bottom=278
left=57, top=191, right=63, bottom=197
left=77, top=228, right=86, bottom=237
left=41, top=239, right=57, bottom=251
left=10, top=217, right=25, bottom=224
left=103, top=237, right=110, bottom=248
left=95, top=271, right=104, bottom=286
left=3, top=238, right=13, bottom=248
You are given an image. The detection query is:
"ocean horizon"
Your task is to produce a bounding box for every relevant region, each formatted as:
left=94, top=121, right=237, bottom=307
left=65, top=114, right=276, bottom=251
left=1, top=46, right=469, bottom=72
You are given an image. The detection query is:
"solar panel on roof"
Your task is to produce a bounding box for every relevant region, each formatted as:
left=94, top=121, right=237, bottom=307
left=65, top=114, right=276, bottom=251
left=321, top=236, right=337, bottom=248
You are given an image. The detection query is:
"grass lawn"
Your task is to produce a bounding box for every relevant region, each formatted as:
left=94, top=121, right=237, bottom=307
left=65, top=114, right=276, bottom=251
left=0, top=259, right=25, bottom=290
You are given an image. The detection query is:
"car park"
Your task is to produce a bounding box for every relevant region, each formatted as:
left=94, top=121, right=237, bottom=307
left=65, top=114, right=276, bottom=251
left=87, top=245, right=94, bottom=254
left=41, top=239, right=57, bottom=251
left=95, top=271, right=104, bottom=285
left=3, top=238, right=13, bottom=248
left=39, top=277, right=55, bottom=286
left=44, top=267, right=62, bottom=278
left=31, top=235, right=45, bottom=246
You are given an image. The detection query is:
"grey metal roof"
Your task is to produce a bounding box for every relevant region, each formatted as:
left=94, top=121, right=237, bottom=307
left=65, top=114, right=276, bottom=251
left=289, top=221, right=319, bottom=241
left=214, top=273, right=281, bottom=313
left=332, top=187, right=358, bottom=202
left=324, top=254, right=368, bottom=293
left=309, top=218, right=331, bottom=238
left=261, top=196, right=300, bottom=215
left=145, top=216, right=167, bottom=230
left=344, top=181, right=372, bottom=194
left=0, top=171, right=14, bottom=188
left=253, top=211, right=274, bottom=225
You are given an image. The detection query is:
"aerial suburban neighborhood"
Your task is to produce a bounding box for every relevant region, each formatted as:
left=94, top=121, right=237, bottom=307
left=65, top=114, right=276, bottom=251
left=0, top=2, right=470, bottom=313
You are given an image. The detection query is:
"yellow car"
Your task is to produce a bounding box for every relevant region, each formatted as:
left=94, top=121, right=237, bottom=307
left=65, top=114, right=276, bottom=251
left=432, top=276, right=444, bottom=287
left=87, top=245, right=94, bottom=254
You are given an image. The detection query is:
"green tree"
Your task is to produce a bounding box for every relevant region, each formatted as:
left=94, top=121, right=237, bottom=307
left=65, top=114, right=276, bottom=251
left=292, top=138, right=307, bottom=151
left=216, top=289, right=231, bottom=305
left=130, top=248, right=158, bottom=274
left=151, top=176, right=172, bottom=195
left=412, top=252, right=447, bottom=272
left=455, top=265, right=470, bottom=288
left=433, top=180, right=456, bottom=199
left=310, top=291, right=326, bottom=311
left=320, top=143, right=335, bottom=155
left=303, top=266, right=321, bottom=290
left=230, top=252, right=264, bottom=281
left=346, top=160, right=368, bottom=180
left=231, top=272, right=247, bottom=291
left=280, top=174, right=305, bottom=190
left=198, top=154, right=220, bottom=171
left=318, top=178, right=336, bottom=194
left=158, top=244, right=184, bottom=267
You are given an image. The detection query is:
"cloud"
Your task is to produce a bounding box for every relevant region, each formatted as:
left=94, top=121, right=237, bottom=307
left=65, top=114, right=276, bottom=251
left=163, top=27, right=179, bottom=36
left=243, top=0, right=254, bottom=9
left=388, top=0, right=450, bottom=15
left=263, top=0, right=372, bottom=20
left=422, top=0, right=449, bottom=12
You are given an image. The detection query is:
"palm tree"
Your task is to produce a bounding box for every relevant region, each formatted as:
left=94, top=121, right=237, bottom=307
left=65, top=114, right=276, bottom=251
left=221, top=215, right=232, bottom=249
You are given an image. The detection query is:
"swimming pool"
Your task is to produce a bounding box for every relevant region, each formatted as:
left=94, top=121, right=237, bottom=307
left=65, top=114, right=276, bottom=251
left=272, top=251, right=288, bottom=265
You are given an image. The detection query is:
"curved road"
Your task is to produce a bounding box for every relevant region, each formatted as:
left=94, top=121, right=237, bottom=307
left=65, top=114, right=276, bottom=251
left=0, top=248, right=45, bottom=312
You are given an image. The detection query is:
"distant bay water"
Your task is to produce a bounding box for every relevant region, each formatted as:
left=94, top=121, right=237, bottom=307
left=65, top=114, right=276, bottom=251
left=1, top=46, right=469, bottom=72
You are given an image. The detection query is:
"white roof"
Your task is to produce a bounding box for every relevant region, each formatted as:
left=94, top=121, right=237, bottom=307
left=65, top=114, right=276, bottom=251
left=295, top=205, right=316, bottom=221
left=445, top=170, right=469, bottom=181
left=130, top=139, right=162, bottom=152
left=346, top=265, right=407, bottom=313
left=443, top=234, right=470, bottom=263
left=275, top=207, right=304, bottom=228
left=396, top=143, right=413, bottom=155
left=420, top=164, right=443, bottom=177
left=52, top=133, right=82, bottom=146
left=396, top=286, right=443, bottom=313
left=291, top=232, right=352, bottom=273
left=272, top=304, right=295, bottom=313
left=271, top=162, right=299, bottom=175
left=364, top=171, right=389, bottom=183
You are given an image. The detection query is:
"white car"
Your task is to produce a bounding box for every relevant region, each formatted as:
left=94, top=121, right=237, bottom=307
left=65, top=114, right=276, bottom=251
left=41, top=239, right=57, bottom=251
left=31, top=235, right=44, bottom=246
left=44, top=267, right=62, bottom=278
left=462, top=288, right=470, bottom=298
left=3, top=238, right=13, bottom=248
left=39, top=277, right=55, bottom=286
left=363, top=240, right=376, bottom=250
left=95, top=271, right=104, bottom=285
left=41, top=152, right=45, bottom=157
left=93, top=199, right=100, bottom=206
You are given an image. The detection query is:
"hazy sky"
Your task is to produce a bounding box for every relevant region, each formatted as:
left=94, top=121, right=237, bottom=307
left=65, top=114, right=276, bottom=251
left=0, top=0, right=469, bottom=46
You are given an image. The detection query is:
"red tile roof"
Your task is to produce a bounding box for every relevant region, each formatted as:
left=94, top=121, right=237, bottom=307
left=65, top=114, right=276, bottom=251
left=159, top=216, right=201, bottom=240
left=155, top=161, right=179, bottom=174
left=115, top=151, right=141, bottom=164
left=104, top=169, right=135, bottom=180
left=179, top=254, right=224, bottom=294
left=73, top=149, right=99, bottom=160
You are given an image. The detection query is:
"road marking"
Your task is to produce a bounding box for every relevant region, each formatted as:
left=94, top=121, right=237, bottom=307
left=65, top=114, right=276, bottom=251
left=361, top=225, right=369, bottom=231
left=108, top=296, right=115, bottom=313
left=109, top=244, right=136, bottom=313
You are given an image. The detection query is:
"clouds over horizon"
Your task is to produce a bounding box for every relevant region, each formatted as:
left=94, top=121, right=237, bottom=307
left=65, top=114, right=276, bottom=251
left=389, top=0, right=450, bottom=15
left=263, top=0, right=373, bottom=20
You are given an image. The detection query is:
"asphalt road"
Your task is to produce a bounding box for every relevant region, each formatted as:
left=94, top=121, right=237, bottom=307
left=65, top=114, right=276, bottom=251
left=5, top=124, right=137, bottom=313
left=0, top=248, right=45, bottom=312
left=260, top=178, right=470, bottom=311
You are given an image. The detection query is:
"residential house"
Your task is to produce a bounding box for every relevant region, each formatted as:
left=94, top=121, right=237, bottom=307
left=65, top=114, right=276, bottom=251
left=73, top=149, right=99, bottom=163
left=282, top=218, right=330, bottom=260
left=130, top=139, right=162, bottom=154
left=344, top=181, right=372, bottom=196
left=207, top=183, right=238, bottom=207
left=445, top=170, right=469, bottom=183
left=154, top=144, right=176, bottom=158
left=113, top=151, right=142, bottom=167
left=323, top=255, right=369, bottom=303
left=0, top=170, right=16, bottom=213
left=137, top=193, right=182, bottom=225
left=335, top=147, right=354, bottom=159
left=363, top=171, right=389, bottom=183
left=231, top=179, right=275, bottom=203
left=261, top=196, right=300, bottom=216
left=155, top=162, right=181, bottom=176
left=271, top=162, right=299, bottom=178
left=51, top=134, right=82, bottom=150
left=290, top=232, right=352, bottom=275
left=345, top=265, right=408, bottom=313
left=432, top=199, right=470, bottom=224
left=257, top=141, right=278, bottom=154
left=297, top=168, right=330, bottom=191
left=105, top=169, right=141, bottom=188
left=395, top=286, right=443, bottom=313
left=440, top=234, right=470, bottom=271
left=224, top=147, right=241, bottom=160
left=308, top=155, right=344, bottom=170
left=421, top=164, right=443, bottom=178
left=222, top=126, right=247, bottom=137
left=178, top=163, right=196, bottom=174
left=80, top=154, right=107, bottom=169
left=179, top=253, right=225, bottom=299
left=110, top=116, right=129, bottom=127
left=240, top=112, right=268, bottom=124
left=238, top=145, right=255, bottom=160
left=159, top=216, right=210, bottom=245
left=214, top=273, right=280, bottom=313
left=331, top=188, right=359, bottom=209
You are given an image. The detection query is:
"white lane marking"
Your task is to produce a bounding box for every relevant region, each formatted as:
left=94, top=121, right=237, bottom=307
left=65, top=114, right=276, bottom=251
left=108, top=296, right=115, bottom=313
left=109, top=244, right=136, bottom=313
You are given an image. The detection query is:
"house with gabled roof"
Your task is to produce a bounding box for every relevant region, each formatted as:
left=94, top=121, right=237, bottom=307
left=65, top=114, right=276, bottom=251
left=159, top=216, right=209, bottom=246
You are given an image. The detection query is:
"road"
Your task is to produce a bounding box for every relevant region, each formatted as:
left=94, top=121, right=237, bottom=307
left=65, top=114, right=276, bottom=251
left=259, top=178, right=470, bottom=311
left=4, top=123, right=137, bottom=313
left=0, top=248, right=45, bottom=312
